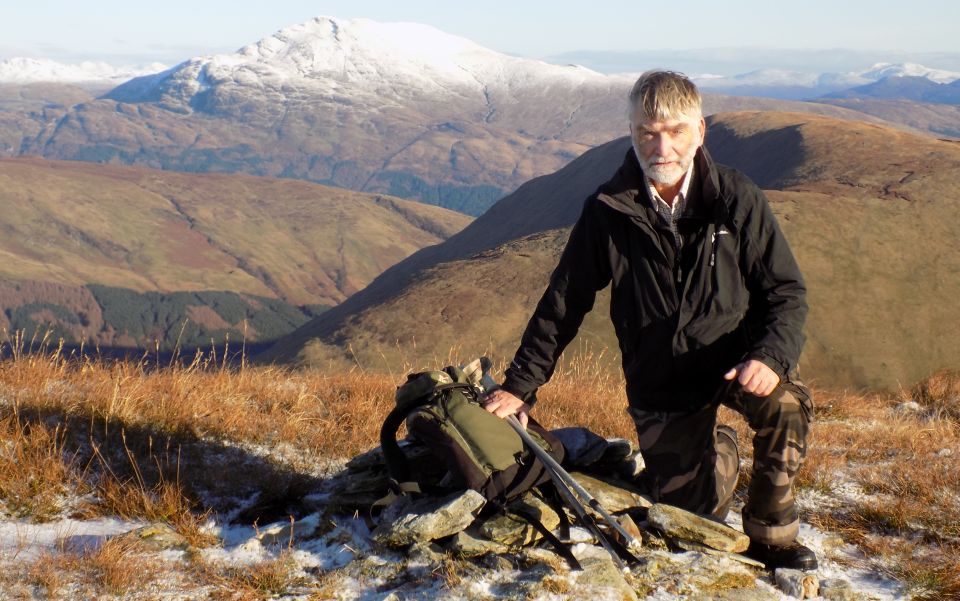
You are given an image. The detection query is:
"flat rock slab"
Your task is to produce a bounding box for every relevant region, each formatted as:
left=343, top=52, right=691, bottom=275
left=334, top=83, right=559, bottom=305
left=647, top=503, right=749, bottom=553
left=372, top=489, right=485, bottom=547
left=569, top=471, right=653, bottom=512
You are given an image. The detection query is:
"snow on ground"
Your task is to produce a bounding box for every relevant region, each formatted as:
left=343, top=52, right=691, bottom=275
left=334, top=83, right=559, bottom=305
left=0, top=516, right=141, bottom=562
left=0, top=498, right=909, bottom=600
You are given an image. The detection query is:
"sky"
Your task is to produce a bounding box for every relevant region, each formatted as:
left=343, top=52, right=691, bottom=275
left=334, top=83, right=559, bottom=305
left=3, top=0, right=959, bottom=67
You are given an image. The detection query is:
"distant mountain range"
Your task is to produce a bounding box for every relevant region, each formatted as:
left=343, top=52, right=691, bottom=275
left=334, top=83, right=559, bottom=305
left=823, top=75, right=960, bottom=104
left=1, top=17, right=954, bottom=221
left=261, top=112, right=960, bottom=392
left=692, top=63, right=960, bottom=101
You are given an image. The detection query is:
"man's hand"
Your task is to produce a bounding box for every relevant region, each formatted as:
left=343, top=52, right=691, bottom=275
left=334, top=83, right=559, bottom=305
left=724, top=359, right=780, bottom=397
left=483, top=389, right=531, bottom=428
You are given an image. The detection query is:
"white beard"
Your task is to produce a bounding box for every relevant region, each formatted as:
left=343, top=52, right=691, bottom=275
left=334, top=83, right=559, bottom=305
left=633, top=140, right=699, bottom=186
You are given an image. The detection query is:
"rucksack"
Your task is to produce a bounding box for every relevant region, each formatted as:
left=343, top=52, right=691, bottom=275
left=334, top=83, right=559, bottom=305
left=378, top=363, right=565, bottom=505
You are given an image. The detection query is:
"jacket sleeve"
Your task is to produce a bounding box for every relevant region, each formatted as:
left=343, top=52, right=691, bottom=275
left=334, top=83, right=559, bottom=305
left=740, top=187, right=808, bottom=379
left=501, top=197, right=613, bottom=404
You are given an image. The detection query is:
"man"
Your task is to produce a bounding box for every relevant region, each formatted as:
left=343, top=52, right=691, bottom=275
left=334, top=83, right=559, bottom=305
left=484, top=70, right=816, bottom=570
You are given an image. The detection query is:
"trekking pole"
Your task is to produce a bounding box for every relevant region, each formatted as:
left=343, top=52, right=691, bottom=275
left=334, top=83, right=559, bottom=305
left=475, top=363, right=643, bottom=566
left=498, top=417, right=627, bottom=569
left=504, top=414, right=644, bottom=557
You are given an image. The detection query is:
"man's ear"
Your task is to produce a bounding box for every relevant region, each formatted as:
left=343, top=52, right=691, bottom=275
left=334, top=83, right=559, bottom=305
left=697, top=116, right=706, bottom=145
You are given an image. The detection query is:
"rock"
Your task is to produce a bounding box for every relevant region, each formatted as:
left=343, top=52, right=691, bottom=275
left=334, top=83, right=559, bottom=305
left=448, top=530, right=511, bottom=556
left=569, top=471, right=653, bottom=512
left=475, top=493, right=561, bottom=546
left=372, top=489, right=485, bottom=547
left=820, top=578, right=856, bottom=601
left=774, top=568, right=819, bottom=599
left=672, top=539, right=765, bottom=568
left=646, top=504, right=750, bottom=553
left=257, top=513, right=320, bottom=546
left=574, top=550, right=638, bottom=601
left=322, top=467, right=392, bottom=508
left=118, top=524, right=189, bottom=551
left=521, top=547, right=570, bottom=571
left=895, top=401, right=922, bottom=413
left=616, top=513, right=643, bottom=548
left=408, top=542, right=446, bottom=564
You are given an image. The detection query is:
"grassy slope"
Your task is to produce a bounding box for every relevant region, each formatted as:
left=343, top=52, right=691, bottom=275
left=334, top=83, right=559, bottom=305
left=264, top=111, right=960, bottom=391
left=0, top=158, right=472, bottom=308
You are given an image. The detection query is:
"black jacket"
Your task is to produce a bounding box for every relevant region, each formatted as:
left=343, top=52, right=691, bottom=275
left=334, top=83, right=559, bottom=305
left=502, top=146, right=807, bottom=412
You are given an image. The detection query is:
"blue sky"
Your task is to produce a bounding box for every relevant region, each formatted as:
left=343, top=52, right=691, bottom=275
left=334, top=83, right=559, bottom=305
left=3, top=0, right=958, bottom=66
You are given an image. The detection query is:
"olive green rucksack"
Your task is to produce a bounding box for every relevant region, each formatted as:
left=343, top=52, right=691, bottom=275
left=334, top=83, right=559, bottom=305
left=379, top=364, right=565, bottom=503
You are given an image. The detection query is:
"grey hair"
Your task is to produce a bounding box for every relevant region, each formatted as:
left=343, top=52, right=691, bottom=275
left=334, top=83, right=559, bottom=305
left=627, top=70, right=703, bottom=122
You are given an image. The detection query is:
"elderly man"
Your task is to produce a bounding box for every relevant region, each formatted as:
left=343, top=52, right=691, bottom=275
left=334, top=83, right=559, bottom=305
left=484, top=70, right=816, bottom=570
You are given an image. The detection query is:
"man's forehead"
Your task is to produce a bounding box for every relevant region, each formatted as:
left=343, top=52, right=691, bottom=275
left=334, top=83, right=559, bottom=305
left=633, top=115, right=701, bottom=130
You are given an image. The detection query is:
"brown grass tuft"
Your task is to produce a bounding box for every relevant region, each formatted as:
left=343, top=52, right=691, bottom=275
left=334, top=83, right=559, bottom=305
left=909, top=368, right=960, bottom=421
left=0, top=416, right=80, bottom=521
left=199, top=551, right=305, bottom=600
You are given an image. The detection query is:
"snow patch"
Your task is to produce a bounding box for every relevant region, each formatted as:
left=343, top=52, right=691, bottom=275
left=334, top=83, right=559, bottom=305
left=0, top=57, right=168, bottom=84
left=0, top=517, right=141, bottom=562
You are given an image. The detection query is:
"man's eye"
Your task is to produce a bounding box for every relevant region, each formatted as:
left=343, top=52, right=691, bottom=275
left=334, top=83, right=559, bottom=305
left=672, top=128, right=685, bottom=136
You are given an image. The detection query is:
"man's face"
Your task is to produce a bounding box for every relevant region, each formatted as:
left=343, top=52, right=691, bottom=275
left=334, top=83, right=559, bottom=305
left=630, top=114, right=706, bottom=186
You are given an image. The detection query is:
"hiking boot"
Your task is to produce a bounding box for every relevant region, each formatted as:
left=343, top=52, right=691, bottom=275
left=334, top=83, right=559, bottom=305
left=745, top=540, right=818, bottom=571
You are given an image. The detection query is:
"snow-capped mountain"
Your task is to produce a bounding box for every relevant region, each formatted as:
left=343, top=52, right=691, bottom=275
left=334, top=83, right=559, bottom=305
left=859, top=62, right=960, bottom=84
left=108, top=17, right=623, bottom=109
left=693, top=62, right=960, bottom=98
left=0, top=57, right=167, bottom=85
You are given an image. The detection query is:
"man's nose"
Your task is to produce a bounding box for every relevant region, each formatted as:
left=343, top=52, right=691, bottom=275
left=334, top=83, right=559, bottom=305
left=656, top=134, right=672, bottom=157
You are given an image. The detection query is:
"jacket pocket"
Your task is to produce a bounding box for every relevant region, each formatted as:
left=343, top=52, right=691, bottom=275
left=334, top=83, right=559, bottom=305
left=708, top=230, right=748, bottom=315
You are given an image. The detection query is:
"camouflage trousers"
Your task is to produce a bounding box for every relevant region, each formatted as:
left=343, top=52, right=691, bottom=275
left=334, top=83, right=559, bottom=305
left=629, top=378, right=813, bottom=545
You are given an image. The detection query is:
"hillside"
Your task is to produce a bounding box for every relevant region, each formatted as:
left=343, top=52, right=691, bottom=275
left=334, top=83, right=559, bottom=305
left=0, top=158, right=471, bottom=350
left=812, top=97, right=960, bottom=138
left=261, top=112, right=960, bottom=391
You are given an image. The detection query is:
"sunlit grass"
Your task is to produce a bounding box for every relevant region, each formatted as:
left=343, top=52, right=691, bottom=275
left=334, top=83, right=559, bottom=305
left=0, top=331, right=958, bottom=598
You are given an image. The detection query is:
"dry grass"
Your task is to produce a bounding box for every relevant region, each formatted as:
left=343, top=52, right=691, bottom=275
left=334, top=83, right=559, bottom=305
left=2, top=335, right=959, bottom=598
left=907, top=368, right=960, bottom=422
left=25, top=537, right=160, bottom=598
left=197, top=551, right=305, bottom=600
left=0, top=415, right=81, bottom=520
